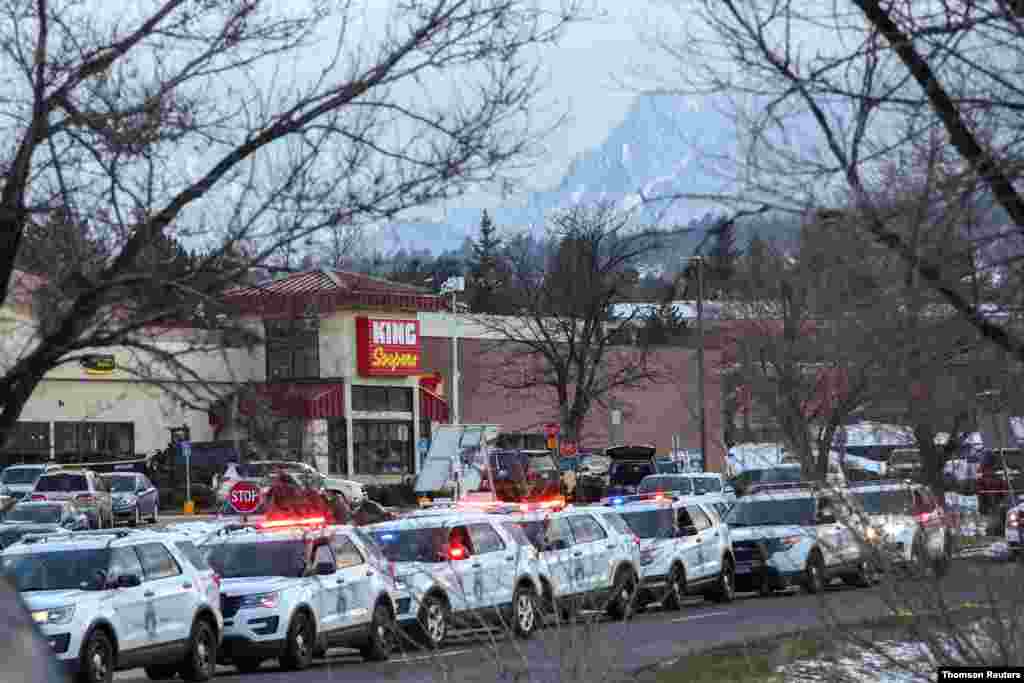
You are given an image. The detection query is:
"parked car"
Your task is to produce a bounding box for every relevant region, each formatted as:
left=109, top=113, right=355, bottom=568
left=102, top=472, right=160, bottom=526
left=30, top=469, right=113, bottom=529
left=215, top=460, right=325, bottom=503
left=0, top=501, right=87, bottom=549
left=323, top=476, right=367, bottom=504
left=728, top=464, right=802, bottom=497
left=0, top=464, right=60, bottom=503
left=605, top=445, right=678, bottom=498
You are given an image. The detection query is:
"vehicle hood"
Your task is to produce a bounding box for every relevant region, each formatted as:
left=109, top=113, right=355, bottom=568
left=20, top=589, right=89, bottom=609
left=728, top=525, right=808, bottom=542
left=0, top=523, right=61, bottom=532
left=606, top=445, right=657, bottom=461
left=220, top=577, right=300, bottom=596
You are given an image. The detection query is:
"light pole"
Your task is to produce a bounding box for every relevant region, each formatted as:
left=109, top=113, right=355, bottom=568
left=684, top=256, right=708, bottom=471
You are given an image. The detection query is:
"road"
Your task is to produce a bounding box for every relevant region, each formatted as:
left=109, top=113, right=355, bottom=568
left=116, top=558, right=1016, bottom=683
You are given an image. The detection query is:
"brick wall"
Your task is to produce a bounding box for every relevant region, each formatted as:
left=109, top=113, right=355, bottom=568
left=420, top=336, right=726, bottom=472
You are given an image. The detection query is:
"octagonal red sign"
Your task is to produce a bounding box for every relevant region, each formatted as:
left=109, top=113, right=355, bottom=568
left=228, top=480, right=263, bottom=514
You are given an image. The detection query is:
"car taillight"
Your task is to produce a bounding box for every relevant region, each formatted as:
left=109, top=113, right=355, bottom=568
left=212, top=573, right=221, bottom=590
left=1009, top=511, right=1019, bottom=528
left=448, top=544, right=468, bottom=561
left=916, top=511, right=932, bottom=524
left=30, top=494, right=47, bottom=501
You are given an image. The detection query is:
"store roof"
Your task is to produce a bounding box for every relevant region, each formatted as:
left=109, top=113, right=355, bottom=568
left=224, top=268, right=448, bottom=315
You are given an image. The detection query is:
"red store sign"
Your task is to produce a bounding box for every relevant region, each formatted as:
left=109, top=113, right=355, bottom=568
left=356, top=317, right=422, bottom=377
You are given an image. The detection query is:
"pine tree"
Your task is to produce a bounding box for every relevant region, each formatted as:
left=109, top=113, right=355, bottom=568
left=469, top=210, right=506, bottom=312
left=707, top=217, right=741, bottom=297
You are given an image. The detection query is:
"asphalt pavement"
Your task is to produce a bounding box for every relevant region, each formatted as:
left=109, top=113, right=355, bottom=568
left=115, top=558, right=1018, bottom=683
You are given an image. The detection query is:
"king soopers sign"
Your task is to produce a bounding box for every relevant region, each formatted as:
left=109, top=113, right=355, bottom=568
left=356, top=317, right=422, bottom=376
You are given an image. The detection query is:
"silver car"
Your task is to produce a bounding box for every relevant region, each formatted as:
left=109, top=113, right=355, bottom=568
left=29, top=469, right=113, bottom=528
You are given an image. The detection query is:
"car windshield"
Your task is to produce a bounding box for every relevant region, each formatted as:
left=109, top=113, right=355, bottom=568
left=369, top=528, right=447, bottom=564
left=638, top=477, right=693, bottom=495
left=205, top=540, right=308, bottom=578
left=655, top=460, right=679, bottom=474
left=1, top=549, right=110, bottom=591
left=619, top=508, right=676, bottom=539
left=726, top=498, right=816, bottom=527
left=34, top=474, right=87, bottom=492
left=692, top=478, right=722, bottom=494
left=1, top=469, right=41, bottom=485
left=234, top=464, right=272, bottom=479
left=106, top=477, right=136, bottom=493
left=853, top=490, right=913, bottom=515
left=5, top=506, right=62, bottom=524
left=527, top=454, right=557, bottom=472
left=749, top=468, right=801, bottom=484
left=610, top=462, right=655, bottom=486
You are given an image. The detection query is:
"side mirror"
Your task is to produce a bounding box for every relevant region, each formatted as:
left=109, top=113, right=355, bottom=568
left=316, top=561, right=335, bottom=576
left=116, top=574, right=141, bottom=588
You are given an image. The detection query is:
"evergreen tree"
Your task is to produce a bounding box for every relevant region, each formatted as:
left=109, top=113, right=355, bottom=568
left=468, top=210, right=507, bottom=312
left=706, top=217, right=741, bottom=297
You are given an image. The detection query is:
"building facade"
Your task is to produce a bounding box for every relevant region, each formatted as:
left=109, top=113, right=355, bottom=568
left=1, top=269, right=727, bottom=479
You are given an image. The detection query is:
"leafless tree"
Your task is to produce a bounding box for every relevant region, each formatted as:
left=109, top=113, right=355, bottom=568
left=0, top=0, right=586, bottom=442
left=642, top=0, right=1024, bottom=366
left=474, top=202, right=677, bottom=442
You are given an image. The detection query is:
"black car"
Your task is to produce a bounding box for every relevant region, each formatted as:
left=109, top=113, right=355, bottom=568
left=606, top=445, right=677, bottom=498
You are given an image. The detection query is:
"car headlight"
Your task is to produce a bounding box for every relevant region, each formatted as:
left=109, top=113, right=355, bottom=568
left=31, top=606, right=75, bottom=626
left=117, top=495, right=137, bottom=505
left=239, top=592, right=280, bottom=609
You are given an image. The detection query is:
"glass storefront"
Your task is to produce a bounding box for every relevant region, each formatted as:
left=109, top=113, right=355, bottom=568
left=54, top=422, right=133, bottom=462
left=353, top=421, right=414, bottom=475
left=0, top=422, right=51, bottom=465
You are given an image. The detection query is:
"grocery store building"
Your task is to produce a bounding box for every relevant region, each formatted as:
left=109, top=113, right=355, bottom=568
left=0, top=269, right=725, bottom=481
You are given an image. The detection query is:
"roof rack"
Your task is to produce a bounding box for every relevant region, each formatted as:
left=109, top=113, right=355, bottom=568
left=846, top=479, right=915, bottom=489
left=18, top=528, right=135, bottom=546
left=746, top=481, right=818, bottom=494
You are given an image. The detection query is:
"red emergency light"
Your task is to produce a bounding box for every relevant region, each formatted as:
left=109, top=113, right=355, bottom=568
left=258, top=516, right=327, bottom=530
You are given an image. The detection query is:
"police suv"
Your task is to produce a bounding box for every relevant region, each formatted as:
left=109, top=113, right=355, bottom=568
left=498, top=504, right=642, bottom=620
left=846, top=480, right=952, bottom=575
left=366, top=510, right=546, bottom=648
left=1, top=528, right=222, bottom=683
left=725, top=483, right=872, bottom=594
left=604, top=493, right=736, bottom=609
left=199, top=518, right=400, bottom=673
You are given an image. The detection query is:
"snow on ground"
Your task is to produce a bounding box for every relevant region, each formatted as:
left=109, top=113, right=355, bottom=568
left=782, top=623, right=1008, bottom=683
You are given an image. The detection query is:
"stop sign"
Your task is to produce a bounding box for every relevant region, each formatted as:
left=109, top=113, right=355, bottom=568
left=228, top=481, right=263, bottom=514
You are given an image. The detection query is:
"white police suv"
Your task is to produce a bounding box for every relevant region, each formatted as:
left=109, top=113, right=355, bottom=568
left=846, top=480, right=952, bottom=575
left=366, top=511, right=545, bottom=648
left=199, top=517, right=399, bottom=673
left=725, top=483, right=871, bottom=594
left=499, top=504, right=642, bottom=620
left=1, top=528, right=222, bottom=683
left=605, top=494, right=736, bottom=609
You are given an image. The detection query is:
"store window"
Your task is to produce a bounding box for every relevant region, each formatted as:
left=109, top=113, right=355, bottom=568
left=54, top=422, right=134, bottom=462
left=353, top=421, right=413, bottom=475
left=327, top=418, right=349, bottom=475
left=0, top=422, right=51, bottom=463
left=351, top=386, right=413, bottom=413
left=265, top=318, right=320, bottom=380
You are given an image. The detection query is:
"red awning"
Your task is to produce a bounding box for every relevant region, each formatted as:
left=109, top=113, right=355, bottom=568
left=420, top=388, right=450, bottom=423
left=210, top=383, right=345, bottom=430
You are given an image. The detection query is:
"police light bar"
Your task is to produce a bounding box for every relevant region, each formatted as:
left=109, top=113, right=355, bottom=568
left=457, top=497, right=567, bottom=514
left=601, top=492, right=676, bottom=506
left=258, top=516, right=327, bottom=529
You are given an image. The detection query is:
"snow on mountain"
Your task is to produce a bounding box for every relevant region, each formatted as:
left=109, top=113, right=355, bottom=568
left=370, top=94, right=741, bottom=254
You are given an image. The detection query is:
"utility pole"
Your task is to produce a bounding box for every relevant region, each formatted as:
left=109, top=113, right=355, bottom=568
left=696, top=256, right=708, bottom=471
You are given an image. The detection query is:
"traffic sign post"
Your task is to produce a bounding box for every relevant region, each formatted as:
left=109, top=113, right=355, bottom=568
left=178, top=441, right=193, bottom=515
left=228, top=481, right=263, bottom=515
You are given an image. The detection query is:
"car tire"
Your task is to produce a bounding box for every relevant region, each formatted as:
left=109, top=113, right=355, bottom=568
left=360, top=601, right=397, bottom=661
left=708, top=559, right=735, bottom=603
left=511, top=585, right=538, bottom=639
left=131, top=506, right=140, bottom=527
left=151, top=504, right=159, bottom=524
left=281, top=611, right=315, bottom=671
left=606, top=568, right=637, bottom=620
left=662, top=564, right=687, bottom=610
left=412, top=594, right=449, bottom=649
left=179, top=618, right=217, bottom=682
left=849, top=559, right=875, bottom=588
left=803, top=553, right=825, bottom=594
left=77, top=630, right=114, bottom=683
left=144, top=664, right=178, bottom=680
left=234, top=658, right=263, bottom=673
